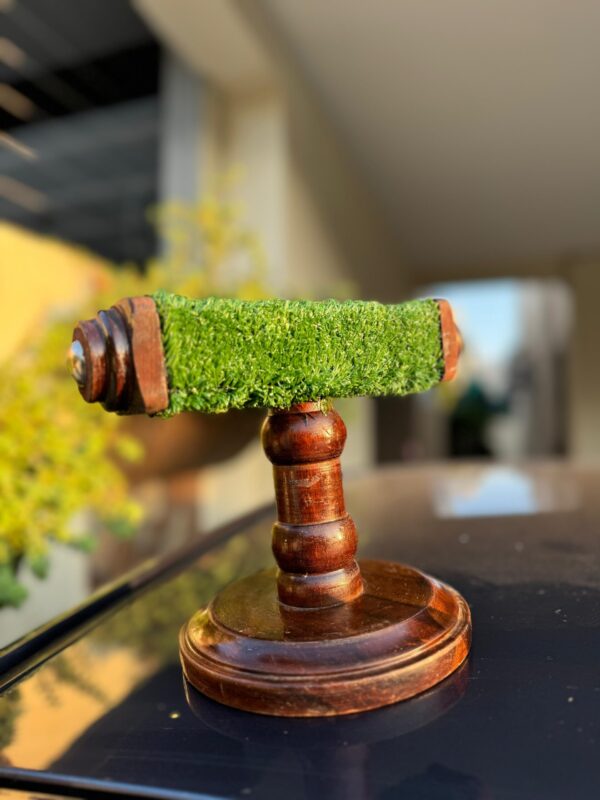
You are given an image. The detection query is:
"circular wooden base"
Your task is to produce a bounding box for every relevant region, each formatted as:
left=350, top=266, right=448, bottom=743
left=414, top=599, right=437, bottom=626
left=180, top=559, right=471, bottom=717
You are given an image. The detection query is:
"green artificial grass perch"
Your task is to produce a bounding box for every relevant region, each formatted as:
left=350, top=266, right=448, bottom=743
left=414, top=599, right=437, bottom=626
left=151, top=291, right=446, bottom=416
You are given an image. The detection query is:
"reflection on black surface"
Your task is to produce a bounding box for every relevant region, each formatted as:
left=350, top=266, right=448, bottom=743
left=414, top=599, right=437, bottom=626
left=185, top=661, right=469, bottom=747
left=48, top=661, right=468, bottom=800
left=381, top=764, right=491, bottom=800
left=2, top=469, right=600, bottom=800
left=185, top=664, right=469, bottom=800
left=37, top=577, right=600, bottom=800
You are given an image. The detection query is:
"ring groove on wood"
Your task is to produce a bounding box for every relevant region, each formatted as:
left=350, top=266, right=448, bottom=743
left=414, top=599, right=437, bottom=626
left=72, top=296, right=168, bottom=414
left=181, top=402, right=472, bottom=716
left=262, top=402, right=362, bottom=608
left=180, top=559, right=472, bottom=717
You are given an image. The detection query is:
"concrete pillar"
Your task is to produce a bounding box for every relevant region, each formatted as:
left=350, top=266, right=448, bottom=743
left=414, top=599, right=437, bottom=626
left=568, top=264, right=600, bottom=461
left=158, top=52, right=204, bottom=203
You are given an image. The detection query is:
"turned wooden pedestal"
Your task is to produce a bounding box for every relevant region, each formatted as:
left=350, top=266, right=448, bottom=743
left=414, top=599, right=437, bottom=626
left=180, top=402, right=471, bottom=717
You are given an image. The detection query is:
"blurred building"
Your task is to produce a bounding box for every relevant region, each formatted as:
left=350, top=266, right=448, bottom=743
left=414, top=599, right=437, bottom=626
left=0, top=0, right=159, bottom=262
left=402, top=279, right=572, bottom=463
left=133, top=0, right=599, bottom=464
left=2, top=0, right=600, bottom=462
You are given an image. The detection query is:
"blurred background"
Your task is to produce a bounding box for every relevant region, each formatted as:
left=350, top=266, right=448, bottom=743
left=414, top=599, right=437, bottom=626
left=0, top=0, right=598, bottom=640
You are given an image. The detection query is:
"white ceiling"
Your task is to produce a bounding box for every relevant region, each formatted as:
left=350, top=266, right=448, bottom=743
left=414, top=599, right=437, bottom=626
left=261, top=0, right=600, bottom=277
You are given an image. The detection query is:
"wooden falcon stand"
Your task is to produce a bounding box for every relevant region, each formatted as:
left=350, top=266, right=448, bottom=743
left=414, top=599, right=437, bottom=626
left=71, top=296, right=470, bottom=717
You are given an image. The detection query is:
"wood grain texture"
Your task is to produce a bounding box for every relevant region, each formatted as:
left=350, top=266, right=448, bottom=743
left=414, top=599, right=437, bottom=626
left=263, top=402, right=363, bottom=608
left=180, top=401, right=472, bottom=717
left=437, top=298, right=462, bottom=383
left=180, top=559, right=471, bottom=717
left=71, top=295, right=473, bottom=716
left=72, top=296, right=168, bottom=414
left=115, top=297, right=169, bottom=415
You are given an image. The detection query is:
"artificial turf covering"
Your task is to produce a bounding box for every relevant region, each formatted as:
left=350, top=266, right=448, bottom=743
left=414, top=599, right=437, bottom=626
left=152, top=291, right=445, bottom=416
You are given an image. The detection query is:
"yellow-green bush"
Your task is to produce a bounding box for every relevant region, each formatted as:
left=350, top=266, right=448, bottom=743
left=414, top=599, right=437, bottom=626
left=0, top=185, right=268, bottom=606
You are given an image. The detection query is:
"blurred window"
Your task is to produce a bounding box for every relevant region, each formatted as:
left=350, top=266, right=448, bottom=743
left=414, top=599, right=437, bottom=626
left=419, top=279, right=573, bottom=460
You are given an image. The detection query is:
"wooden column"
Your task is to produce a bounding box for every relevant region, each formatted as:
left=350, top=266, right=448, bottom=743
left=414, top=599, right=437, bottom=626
left=262, top=402, right=363, bottom=608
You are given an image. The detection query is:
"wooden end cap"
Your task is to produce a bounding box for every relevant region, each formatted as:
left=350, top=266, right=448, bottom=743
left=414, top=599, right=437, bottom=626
left=70, top=296, right=169, bottom=415
left=437, top=299, right=462, bottom=383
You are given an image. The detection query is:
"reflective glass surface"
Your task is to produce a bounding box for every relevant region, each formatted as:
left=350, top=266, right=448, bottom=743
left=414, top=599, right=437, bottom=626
left=1, top=463, right=599, bottom=799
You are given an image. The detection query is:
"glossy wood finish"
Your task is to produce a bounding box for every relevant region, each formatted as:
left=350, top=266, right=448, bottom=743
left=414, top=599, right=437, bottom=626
left=437, top=299, right=462, bottom=383
left=181, top=401, right=472, bottom=716
left=180, top=559, right=471, bottom=716
left=72, top=296, right=168, bottom=414
left=73, top=296, right=460, bottom=413
left=263, top=403, right=362, bottom=608
left=70, top=295, right=471, bottom=716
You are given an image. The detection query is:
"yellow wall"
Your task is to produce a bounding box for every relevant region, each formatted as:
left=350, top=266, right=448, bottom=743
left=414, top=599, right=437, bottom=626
left=0, top=223, right=110, bottom=363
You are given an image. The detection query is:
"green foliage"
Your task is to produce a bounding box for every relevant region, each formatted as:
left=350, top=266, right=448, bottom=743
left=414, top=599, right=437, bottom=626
left=0, top=565, right=27, bottom=607
left=0, top=320, right=143, bottom=606
left=0, top=183, right=269, bottom=607
left=144, top=189, right=268, bottom=301
left=153, top=293, right=445, bottom=415
left=95, top=533, right=268, bottom=663
left=37, top=652, right=108, bottom=706
left=0, top=687, right=21, bottom=750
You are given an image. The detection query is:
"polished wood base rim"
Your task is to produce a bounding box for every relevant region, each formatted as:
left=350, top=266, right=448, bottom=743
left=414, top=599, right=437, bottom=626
left=180, top=559, right=471, bottom=717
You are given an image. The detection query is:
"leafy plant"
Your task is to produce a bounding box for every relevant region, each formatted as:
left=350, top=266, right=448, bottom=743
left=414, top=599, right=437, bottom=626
left=0, top=322, right=143, bottom=605
left=0, top=181, right=268, bottom=607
